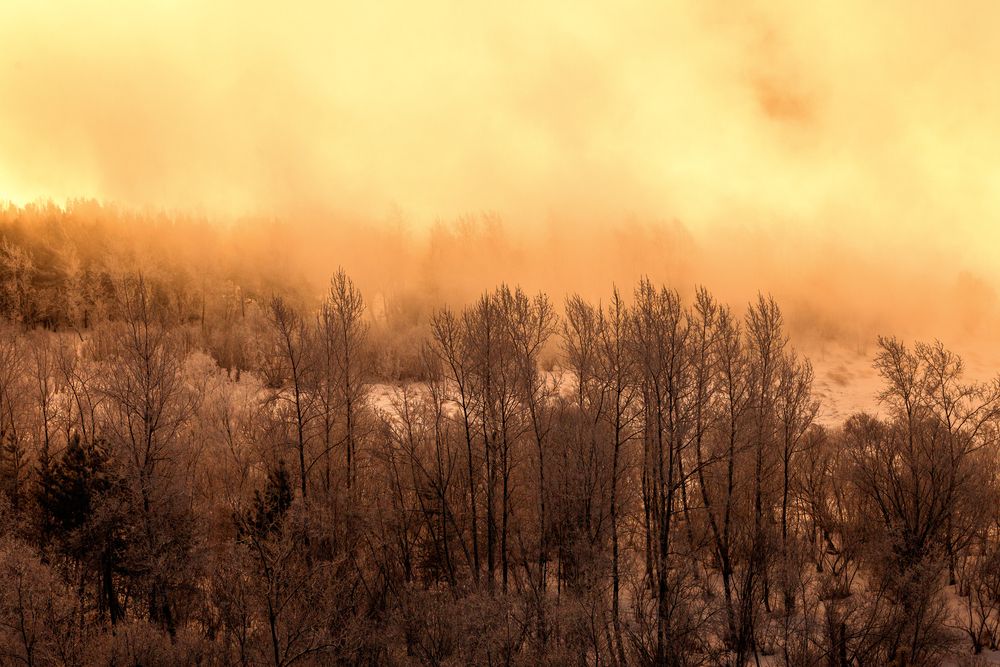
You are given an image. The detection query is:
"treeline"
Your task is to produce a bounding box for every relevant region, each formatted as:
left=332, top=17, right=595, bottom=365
left=0, top=200, right=314, bottom=331
left=4, top=198, right=997, bottom=360
left=0, top=267, right=996, bottom=666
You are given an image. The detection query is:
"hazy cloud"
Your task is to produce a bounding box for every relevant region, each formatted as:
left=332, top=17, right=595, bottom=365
left=2, top=0, right=1000, bottom=340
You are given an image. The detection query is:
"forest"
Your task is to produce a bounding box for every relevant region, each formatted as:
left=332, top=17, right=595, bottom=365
left=0, top=202, right=998, bottom=666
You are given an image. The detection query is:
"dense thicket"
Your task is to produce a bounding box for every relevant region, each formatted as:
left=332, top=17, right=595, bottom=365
left=0, top=204, right=999, bottom=665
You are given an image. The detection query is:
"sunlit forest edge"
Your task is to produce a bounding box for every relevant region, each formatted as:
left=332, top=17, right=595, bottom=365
left=0, top=199, right=997, bottom=664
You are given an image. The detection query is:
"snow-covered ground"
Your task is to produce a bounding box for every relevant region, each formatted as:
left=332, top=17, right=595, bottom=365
left=802, top=339, right=1000, bottom=427
left=805, top=341, right=885, bottom=426
left=370, top=339, right=1000, bottom=428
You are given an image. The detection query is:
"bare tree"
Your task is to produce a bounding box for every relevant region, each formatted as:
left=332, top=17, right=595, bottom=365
left=598, top=287, right=641, bottom=662
left=266, top=295, right=315, bottom=501
left=431, top=306, right=482, bottom=583
left=99, top=274, right=198, bottom=633
left=319, top=268, right=369, bottom=495
left=630, top=278, right=696, bottom=664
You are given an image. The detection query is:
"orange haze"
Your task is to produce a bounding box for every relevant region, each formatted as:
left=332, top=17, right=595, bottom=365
left=2, top=1, right=1000, bottom=349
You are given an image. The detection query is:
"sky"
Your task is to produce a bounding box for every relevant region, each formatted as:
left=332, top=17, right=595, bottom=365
left=2, top=1, right=1000, bottom=287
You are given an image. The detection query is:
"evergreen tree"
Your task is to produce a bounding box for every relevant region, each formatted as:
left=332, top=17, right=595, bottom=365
left=36, top=433, right=126, bottom=623
left=239, top=460, right=294, bottom=541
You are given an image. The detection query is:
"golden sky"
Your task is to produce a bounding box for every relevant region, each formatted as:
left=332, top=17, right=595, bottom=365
left=2, top=1, right=1000, bottom=274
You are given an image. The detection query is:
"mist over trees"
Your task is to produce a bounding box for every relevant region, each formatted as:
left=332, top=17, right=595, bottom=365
left=0, top=202, right=999, bottom=665
left=2, top=199, right=997, bottom=353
